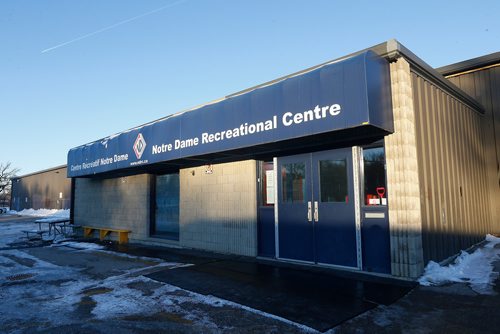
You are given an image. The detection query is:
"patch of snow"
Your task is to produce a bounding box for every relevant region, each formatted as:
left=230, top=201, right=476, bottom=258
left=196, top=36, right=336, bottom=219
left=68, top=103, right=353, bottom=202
left=419, top=234, right=500, bottom=294
left=96, top=249, right=192, bottom=265
left=55, top=241, right=106, bottom=250
left=89, top=274, right=318, bottom=332
left=8, top=208, right=70, bottom=218
left=0, top=249, right=89, bottom=323
left=52, top=241, right=190, bottom=265
left=193, top=290, right=318, bottom=332
left=484, top=234, right=500, bottom=248
left=0, top=220, right=37, bottom=247
left=35, top=217, right=69, bottom=223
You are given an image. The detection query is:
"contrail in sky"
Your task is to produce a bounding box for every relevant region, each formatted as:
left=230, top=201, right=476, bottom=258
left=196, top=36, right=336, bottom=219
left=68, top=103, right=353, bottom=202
left=41, top=0, right=187, bottom=54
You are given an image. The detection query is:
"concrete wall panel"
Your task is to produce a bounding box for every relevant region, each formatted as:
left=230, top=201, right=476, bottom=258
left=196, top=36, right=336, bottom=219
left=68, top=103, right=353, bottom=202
left=74, top=174, right=151, bottom=242
left=179, top=160, right=258, bottom=257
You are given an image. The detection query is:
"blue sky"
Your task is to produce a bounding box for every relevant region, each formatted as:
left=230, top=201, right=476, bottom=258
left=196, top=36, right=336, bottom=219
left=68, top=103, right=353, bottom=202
left=2, top=0, right=499, bottom=175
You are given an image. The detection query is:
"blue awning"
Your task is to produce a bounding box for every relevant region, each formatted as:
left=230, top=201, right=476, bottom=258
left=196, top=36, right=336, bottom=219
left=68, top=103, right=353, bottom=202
left=67, top=51, right=393, bottom=177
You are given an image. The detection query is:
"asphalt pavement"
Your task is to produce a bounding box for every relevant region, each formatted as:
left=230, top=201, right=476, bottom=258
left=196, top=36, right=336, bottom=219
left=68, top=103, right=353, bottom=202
left=1, top=214, right=499, bottom=333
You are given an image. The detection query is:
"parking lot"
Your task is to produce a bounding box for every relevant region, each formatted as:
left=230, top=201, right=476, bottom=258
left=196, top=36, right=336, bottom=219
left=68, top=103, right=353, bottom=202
left=1, top=214, right=499, bottom=333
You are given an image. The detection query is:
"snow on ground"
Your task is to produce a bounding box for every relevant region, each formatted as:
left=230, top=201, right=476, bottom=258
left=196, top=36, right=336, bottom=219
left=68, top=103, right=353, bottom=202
left=0, top=220, right=37, bottom=248
left=0, top=222, right=315, bottom=333
left=419, top=234, right=500, bottom=294
left=0, top=210, right=70, bottom=247
left=0, top=245, right=315, bottom=333
left=54, top=241, right=106, bottom=250
left=8, top=208, right=70, bottom=218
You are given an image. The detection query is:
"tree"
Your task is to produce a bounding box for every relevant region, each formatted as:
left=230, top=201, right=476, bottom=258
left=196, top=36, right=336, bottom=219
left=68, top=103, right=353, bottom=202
left=0, top=162, right=20, bottom=207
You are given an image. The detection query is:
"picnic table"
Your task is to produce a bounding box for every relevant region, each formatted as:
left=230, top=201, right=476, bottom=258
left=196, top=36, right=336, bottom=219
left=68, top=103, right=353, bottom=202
left=34, top=217, right=71, bottom=236
left=22, top=217, right=74, bottom=240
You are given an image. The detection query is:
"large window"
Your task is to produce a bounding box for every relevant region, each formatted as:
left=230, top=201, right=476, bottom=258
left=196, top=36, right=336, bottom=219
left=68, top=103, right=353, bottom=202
left=363, top=147, right=387, bottom=206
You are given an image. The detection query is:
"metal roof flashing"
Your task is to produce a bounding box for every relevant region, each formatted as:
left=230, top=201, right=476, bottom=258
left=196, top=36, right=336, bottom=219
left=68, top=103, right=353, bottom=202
left=382, top=40, right=485, bottom=114
left=11, top=164, right=67, bottom=180
left=437, top=52, right=500, bottom=77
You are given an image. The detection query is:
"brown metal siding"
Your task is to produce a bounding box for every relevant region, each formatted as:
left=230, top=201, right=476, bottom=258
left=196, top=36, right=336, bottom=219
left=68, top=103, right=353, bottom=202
left=446, top=67, right=500, bottom=227
left=412, top=73, right=492, bottom=263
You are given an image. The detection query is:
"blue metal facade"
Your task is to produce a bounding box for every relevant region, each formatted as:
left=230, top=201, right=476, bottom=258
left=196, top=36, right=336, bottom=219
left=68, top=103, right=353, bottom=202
left=67, top=51, right=392, bottom=177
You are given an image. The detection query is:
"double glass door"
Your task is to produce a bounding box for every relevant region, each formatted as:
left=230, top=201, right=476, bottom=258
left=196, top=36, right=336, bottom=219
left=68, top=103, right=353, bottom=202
left=278, top=148, right=358, bottom=267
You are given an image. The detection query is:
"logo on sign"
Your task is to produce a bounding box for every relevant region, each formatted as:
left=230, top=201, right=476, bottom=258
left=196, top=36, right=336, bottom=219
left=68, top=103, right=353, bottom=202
left=133, top=133, right=146, bottom=159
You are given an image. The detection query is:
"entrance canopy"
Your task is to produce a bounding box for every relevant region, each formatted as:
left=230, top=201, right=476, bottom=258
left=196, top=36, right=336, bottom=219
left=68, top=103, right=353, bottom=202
left=67, top=51, right=393, bottom=178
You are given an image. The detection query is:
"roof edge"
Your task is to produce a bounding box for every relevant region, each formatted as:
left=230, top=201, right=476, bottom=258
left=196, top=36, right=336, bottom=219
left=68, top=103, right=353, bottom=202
left=437, top=52, right=500, bottom=76
left=384, top=40, right=485, bottom=114
left=12, top=164, right=67, bottom=180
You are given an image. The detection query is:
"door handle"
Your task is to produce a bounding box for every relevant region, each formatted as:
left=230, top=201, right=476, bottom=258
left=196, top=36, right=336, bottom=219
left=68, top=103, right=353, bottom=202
left=307, top=201, right=312, bottom=222
left=314, top=201, right=319, bottom=222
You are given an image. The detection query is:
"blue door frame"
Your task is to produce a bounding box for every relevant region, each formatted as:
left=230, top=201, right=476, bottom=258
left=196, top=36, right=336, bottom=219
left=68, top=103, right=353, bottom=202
left=277, top=148, right=358, bottom=267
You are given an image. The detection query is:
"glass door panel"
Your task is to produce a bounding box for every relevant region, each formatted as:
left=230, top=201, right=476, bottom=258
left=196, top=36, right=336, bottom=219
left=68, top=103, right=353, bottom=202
left=153, top=173, right=180, bottom=240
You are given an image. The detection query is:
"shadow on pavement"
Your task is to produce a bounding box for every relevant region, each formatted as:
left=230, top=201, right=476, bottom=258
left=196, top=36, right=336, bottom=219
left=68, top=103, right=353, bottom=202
left=104, top=242, right=414, bottom=332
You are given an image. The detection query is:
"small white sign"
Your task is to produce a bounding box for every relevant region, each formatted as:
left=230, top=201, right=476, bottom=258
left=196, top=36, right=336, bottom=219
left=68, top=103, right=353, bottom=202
left=265, top=170, right=275, bottom=204
left=369, top=198, right=380, bottom=205
left=205, top=164, right=213, bottom=174
left=365, top=212, right=385, bottom=219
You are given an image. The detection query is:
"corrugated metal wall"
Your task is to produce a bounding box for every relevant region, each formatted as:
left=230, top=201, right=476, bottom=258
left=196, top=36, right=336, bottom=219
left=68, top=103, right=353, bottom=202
left=412, top=73, right=492, bottom=263
left=11, top=166, right=71, bottom=211
left=445, top=67, right=500, bottom=227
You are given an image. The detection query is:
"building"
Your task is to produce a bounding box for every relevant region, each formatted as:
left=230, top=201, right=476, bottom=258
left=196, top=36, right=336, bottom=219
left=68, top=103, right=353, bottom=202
left=67, top=40, right=500, bottom=279
left=10, top=165, right=72, bottom=211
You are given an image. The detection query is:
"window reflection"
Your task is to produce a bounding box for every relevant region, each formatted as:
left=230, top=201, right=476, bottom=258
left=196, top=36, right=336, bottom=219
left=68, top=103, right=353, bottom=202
left=282, top=163, right=306, bottom=203
left=155, top=173, right=180, bottom=239
left=319, top=160, right=348, bottom=202
left=363, top=147, right=387, bottom=206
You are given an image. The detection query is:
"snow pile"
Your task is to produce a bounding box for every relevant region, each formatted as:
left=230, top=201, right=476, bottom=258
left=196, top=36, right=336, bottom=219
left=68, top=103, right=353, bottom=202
left=419, top=234, right=500, bottom=294
left=9, top=208, right=70, bottom=218
left=55, top=241, right=106, bottom=250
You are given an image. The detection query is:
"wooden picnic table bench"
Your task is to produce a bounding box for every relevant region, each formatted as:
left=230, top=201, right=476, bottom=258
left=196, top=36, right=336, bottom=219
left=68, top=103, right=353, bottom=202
left=82, top=226, right=131, bottom=244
